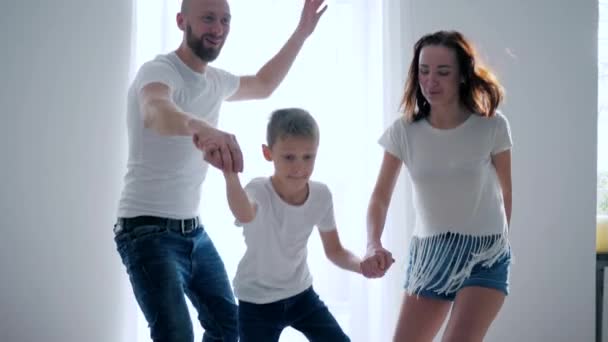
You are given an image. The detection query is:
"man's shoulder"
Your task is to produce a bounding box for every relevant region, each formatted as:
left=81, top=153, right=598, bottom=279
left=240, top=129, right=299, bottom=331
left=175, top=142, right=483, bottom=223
left=141, top=53, right=178, bottom=70
left=206, top=64, right=231, bottom=74
left=135, top=53, right=181, bottom=82
left=205, top=65, right=238, bottom=83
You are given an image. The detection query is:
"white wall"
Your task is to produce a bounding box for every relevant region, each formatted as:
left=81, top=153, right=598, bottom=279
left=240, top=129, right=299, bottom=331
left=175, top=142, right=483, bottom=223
left=400, top=0, right=598, bottom=341
left=0, top=1, right=135, bottom=341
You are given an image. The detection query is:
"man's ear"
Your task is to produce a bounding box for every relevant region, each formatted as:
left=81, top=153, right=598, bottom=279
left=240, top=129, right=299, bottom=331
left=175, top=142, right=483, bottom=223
left=177, top=13, right=186, bottom=31
left=262, top=144, right=273, bottom=162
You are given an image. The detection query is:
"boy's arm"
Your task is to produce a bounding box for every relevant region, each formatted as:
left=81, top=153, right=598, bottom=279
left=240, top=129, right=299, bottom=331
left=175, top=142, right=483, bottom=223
left=319, top=229, right=362, bottom=274
left=223, top=172, right=256, bottom=223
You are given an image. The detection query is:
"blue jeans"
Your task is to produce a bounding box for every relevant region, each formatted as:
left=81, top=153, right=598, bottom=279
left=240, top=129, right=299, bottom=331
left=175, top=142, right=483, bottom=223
left=114, top=217, right=238, bottom=342
left=238, top=286, right=350, bottom=342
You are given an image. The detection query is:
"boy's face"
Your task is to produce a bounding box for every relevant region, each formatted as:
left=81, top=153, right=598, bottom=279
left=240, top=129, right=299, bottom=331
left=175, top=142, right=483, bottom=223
left=263, top=136, right=318, bottom=190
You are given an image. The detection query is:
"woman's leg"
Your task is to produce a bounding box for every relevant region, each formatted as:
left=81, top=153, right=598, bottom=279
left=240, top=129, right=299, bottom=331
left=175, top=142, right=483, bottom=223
left=393, top=292, right=451, bottom=342
left=441, top=244, right=511, bottom=342
left=441, top=286, right=505, bottom=342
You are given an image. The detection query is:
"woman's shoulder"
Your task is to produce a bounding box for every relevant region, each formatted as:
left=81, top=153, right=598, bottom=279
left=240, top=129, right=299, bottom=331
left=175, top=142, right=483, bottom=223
left=470, top=111, right=509, bottom=128
left=387, top=114, right=425, bottom=132
left=484, top=111, right=508, bottom=123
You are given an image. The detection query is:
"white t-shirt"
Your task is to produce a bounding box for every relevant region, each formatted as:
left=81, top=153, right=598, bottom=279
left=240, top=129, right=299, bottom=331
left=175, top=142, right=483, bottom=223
left=379, top=113, right=512, bottom=237
left=233, top=177, right=336, bottom=304
left=117, top=52, right=240, bottom=219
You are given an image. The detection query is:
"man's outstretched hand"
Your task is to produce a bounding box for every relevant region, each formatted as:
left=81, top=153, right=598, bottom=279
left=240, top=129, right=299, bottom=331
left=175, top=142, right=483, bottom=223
left=192, top=127, right=243, bottom=173
left=295, top=0, right=328, bottom=38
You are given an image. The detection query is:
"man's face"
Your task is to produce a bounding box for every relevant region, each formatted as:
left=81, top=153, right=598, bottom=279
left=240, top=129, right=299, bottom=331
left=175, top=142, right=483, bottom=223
left=181, top=0, right=231, bottom=62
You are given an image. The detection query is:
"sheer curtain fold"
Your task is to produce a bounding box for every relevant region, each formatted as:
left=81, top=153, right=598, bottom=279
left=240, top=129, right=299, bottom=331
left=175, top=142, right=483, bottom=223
left=129, top=1, right=413, bottom=341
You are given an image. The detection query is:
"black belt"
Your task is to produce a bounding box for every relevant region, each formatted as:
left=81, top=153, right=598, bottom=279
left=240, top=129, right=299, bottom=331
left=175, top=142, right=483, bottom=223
left=115, top=216, right=200, bottom=235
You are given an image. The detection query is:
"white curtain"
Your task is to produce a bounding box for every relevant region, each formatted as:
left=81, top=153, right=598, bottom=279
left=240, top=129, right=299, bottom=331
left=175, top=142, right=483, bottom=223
left=129, top=1, right=413, bottom=341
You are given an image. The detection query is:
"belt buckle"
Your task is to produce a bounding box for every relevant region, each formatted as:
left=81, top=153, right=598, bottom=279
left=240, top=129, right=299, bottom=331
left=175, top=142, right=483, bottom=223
left=181, top=219, right=195, bottom=234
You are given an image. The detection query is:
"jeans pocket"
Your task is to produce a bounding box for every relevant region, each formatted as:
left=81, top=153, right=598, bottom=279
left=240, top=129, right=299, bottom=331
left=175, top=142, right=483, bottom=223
left=115, top=224, right=169, bottom=257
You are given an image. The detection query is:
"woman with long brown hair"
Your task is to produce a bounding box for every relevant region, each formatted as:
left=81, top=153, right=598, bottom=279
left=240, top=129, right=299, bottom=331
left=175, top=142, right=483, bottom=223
left=362, top=31, right=513, bottom=342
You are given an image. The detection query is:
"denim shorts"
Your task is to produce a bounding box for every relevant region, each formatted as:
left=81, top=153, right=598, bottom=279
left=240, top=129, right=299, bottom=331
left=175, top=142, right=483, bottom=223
left=404, top=232, right=512, bottom=301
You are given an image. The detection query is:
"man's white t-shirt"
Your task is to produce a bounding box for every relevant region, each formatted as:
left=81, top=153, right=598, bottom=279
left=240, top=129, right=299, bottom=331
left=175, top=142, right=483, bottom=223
left=118, top=52, right=239, bottom=219
left=233, top=177, right=336, bottom=304
left=379, top=113, right=513, bottom=237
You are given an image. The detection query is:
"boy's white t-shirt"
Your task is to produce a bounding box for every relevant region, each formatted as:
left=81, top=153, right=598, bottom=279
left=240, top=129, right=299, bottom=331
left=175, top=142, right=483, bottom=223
left=233, top=177, right=336, bottom=304
left=379, top=113, right=512, bottom=237
left=117, top=52, right=240, bottom=219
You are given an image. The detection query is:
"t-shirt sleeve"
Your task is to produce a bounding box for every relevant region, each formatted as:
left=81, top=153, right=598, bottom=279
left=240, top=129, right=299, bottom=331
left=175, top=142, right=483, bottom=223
left=317, top=185, right=337, bottom=232
left=214, top=68, right=240, bottom=99
left=135, top=60, right=181, bottom=93
left=234, top=180, right=264, bottom=227
left=378, top=117, right=407, bottom=162
left=492, top=112, right=513, bottom=155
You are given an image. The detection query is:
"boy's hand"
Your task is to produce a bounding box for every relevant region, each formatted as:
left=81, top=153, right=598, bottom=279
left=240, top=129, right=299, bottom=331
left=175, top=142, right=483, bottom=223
left=361, top=244, right=394, bottom=278
left=191, top=126, right=243, bottom=173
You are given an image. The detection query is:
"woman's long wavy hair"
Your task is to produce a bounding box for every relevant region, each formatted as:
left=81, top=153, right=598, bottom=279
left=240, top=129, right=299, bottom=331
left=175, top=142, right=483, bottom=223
left=401, top=31, right=504, bottom=121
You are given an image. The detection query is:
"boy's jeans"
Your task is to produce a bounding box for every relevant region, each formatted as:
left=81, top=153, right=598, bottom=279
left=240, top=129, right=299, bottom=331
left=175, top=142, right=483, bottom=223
left=114, top=216, right=238, bottom=342
left=238, top=286, right=350, bottom=342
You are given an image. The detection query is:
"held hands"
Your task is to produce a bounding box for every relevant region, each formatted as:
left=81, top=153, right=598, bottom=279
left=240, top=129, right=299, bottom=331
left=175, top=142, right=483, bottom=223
left=295, top=0, right=328, bottom=39
left=192, top=126, right=243, bottom=173
left=360, top=243, right=395, bottom=279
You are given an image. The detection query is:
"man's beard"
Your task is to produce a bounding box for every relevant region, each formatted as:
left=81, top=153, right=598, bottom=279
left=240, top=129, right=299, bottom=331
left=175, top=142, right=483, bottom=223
left=186, top=25, right=222, bottom=62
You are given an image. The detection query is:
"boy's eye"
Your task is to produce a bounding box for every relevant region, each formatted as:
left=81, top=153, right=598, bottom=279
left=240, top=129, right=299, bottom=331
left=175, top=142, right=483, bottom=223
left=203, top=16, right=215, bottom=22
left=284, top=155, right=295, bottom=161
left=221, top=17, right=230, bottom=25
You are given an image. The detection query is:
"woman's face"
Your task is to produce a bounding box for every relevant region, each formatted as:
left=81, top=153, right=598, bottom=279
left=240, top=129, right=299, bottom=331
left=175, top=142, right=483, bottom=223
left=418, top=45, right=462, bottom=108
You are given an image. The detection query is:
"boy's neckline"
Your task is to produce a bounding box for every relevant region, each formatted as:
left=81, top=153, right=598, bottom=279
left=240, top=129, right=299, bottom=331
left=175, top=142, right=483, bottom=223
left=269, top=176, right=310, bottom=207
